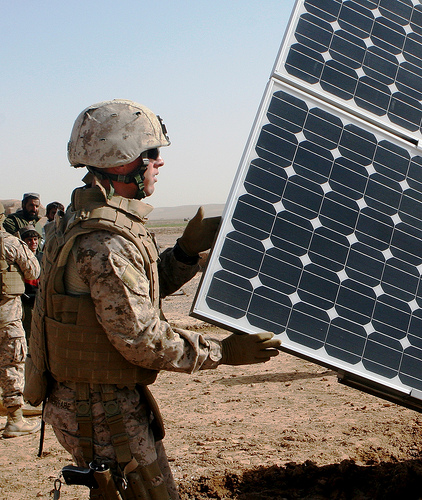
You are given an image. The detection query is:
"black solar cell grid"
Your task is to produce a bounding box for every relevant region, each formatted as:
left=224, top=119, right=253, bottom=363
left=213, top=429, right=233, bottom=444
left=276, top=0, right=422, bottom=137
left=193, top=80, right=422, bottom=400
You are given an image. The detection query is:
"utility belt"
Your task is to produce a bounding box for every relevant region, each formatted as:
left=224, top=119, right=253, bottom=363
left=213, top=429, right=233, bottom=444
left=59, top=382, right=169, bottom=500
left=53, top=382, right=165, bottom=442
left=65, top=382, right=137, bottom=392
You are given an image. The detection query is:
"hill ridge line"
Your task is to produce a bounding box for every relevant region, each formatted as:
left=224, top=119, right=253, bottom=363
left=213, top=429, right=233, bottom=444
left=148, top=203, right=225, bottom=220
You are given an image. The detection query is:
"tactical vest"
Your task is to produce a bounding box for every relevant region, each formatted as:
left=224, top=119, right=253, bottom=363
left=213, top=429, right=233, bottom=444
left=0, top=231, right=25, bottom=298
left=30, top=184, right=159, bottom=387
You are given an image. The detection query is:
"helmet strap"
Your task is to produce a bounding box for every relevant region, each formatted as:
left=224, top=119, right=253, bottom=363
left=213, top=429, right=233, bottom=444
left=87, top=165, right=148, bottom=200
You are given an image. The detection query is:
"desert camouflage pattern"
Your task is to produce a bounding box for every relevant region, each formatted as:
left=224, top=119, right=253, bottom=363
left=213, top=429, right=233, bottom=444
left=0, top=231, right=40, bottom=328
left=0, top=230, right=39, bottom=407
left=44, top=227, right=223, bottom=498
left=68, top=99, right=170, bottom=169
left=44, top=384, right=178, bottom=498
left=0, top=336, right=27, bottom=407
left=53, top=230, right=222, bottom=372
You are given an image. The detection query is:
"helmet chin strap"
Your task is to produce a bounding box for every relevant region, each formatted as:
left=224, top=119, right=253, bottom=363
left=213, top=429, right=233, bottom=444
left=87, top=162, right=148, bottom=200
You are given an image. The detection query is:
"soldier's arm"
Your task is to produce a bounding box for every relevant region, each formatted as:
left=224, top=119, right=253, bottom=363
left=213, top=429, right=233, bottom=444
left=5, top=236, right=40, bottom=280
left=158, top=245, right=199, bottom=298
left=75, top=231, right=221, bottom=373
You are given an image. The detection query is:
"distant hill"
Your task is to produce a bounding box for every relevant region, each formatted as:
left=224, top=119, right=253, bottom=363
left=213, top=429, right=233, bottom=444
left=0, top=199, right=225, bottom=221
left=148, top=204, right=225, bottom=220
left=1, top=199, right=22, bottom=215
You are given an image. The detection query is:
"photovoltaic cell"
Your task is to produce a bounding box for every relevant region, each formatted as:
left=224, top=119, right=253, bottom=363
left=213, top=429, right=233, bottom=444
left=275, top=0, right=422, bottom=138
left=192, top=0, right=422, bottom=411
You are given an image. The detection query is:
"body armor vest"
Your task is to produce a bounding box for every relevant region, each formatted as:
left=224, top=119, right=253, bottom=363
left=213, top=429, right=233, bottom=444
left=0, top=231, right=25, bottom=298
left=30, top=184, right=159, bottom=386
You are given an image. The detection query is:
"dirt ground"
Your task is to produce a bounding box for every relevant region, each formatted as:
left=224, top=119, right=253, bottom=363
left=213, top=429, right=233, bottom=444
left=2, top=225, right=422, bottom=499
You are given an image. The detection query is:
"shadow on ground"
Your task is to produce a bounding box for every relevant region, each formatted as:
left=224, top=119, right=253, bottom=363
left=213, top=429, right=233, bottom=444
left=217, top=370, right=335, bottom=386
left=178, top=458, right=422, bottom=499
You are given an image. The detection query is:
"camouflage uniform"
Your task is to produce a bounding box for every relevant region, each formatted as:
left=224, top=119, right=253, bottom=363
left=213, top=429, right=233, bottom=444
left=43, top=197, right=222, bottom=499
left=0, top=231, right=40, bottom=407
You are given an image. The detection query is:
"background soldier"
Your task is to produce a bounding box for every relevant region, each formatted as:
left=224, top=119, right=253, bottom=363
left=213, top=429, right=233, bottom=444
left=26, top=99, right=280, bottom=499
left=0, top=202, right=41, bottom=438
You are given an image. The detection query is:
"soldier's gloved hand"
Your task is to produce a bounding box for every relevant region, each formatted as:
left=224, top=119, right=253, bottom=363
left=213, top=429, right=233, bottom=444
left=178, top=206, right=221, bottom=256
left=221, top=332, right=281, bottom=365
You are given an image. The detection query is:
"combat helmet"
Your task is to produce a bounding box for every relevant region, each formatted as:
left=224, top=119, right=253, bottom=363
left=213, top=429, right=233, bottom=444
left=67, top=99, right=170, bottom=198
left=68, top=99, right=170, bottom=169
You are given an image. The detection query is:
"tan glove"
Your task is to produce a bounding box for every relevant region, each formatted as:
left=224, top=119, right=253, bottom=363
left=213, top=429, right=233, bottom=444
left=178, top=206, right=221, bottom=256
left=221, top=332, right=281, bottom=365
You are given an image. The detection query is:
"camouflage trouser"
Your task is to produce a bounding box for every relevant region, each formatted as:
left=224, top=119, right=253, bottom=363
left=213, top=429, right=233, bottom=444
left=44, top=383, right=179, bottom=500
left=0, top=322, right=27, bottom=408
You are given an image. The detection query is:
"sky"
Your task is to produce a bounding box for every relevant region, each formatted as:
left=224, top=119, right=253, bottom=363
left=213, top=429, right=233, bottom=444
left=1, top=0, right=296, bottom=210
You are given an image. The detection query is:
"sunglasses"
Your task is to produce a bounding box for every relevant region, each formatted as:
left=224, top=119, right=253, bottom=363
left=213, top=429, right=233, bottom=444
left=141, top=148, right=160, bottom=166
left=147, top=148, right=160, bottom=160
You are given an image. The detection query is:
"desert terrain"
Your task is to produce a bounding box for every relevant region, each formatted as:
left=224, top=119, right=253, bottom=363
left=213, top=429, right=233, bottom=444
left=1, top=224, right=422, bottom=499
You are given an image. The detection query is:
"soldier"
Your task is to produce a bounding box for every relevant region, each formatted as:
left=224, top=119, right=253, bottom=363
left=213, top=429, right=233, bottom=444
left=0, top=202, right=41, bottom=438
left=26, top=99, right=280, bottom=499
left=3, top=193, right=43, bottom=237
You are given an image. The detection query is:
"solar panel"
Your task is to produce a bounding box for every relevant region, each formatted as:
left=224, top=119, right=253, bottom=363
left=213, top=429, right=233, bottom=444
left=192, top=0, right=422, bottom=412
left=275, top=0, right=422, bottom=142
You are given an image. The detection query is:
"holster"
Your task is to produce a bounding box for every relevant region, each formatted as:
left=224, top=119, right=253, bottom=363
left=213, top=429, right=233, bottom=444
left=75, top=384, right=169, bottom=500
left=88, top=460, right=170, bottom=500
left=89, top=467, right=123, bottom=500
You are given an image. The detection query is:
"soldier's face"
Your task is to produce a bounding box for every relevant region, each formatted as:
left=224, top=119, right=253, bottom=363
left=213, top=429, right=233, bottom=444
left=143, top=155, right=164, bottom=197
left=104, top=152, right=164, bottom=198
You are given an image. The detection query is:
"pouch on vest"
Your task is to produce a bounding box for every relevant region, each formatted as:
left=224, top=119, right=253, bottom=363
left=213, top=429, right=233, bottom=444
left=1, top=264, right=25, bottom=297
left=0, top=232, right=25, bottom=297
left=24, top=354, right=51, bottom=407
left=24, top=297, right=53, bottom=406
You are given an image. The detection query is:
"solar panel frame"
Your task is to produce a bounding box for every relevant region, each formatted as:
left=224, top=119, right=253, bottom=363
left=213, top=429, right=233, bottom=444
left=191, top=0, right=422, bottom=412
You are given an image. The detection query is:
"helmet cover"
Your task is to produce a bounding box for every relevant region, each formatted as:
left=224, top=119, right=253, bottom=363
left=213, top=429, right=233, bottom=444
left=68, top=99, right=170, bottom=169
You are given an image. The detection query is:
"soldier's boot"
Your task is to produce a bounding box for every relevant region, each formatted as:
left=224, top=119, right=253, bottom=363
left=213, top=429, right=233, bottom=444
left=3, top=405, right=41, bottom=438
